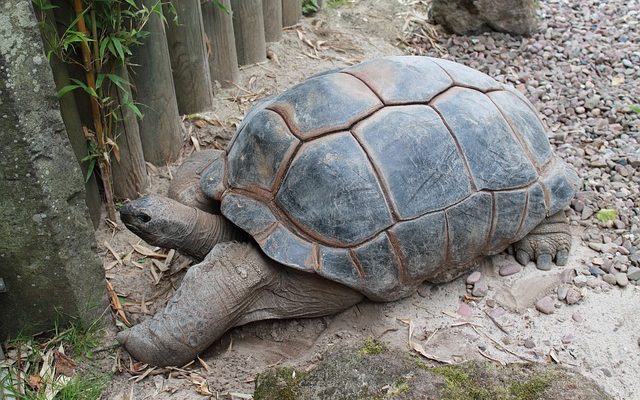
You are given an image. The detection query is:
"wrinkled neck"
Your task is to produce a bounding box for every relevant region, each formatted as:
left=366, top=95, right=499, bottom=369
left=176, top=209, right=246, bottom=260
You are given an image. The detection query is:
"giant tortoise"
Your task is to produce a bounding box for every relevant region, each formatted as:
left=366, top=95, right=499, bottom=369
left=119, top=56, right=580, bottom=366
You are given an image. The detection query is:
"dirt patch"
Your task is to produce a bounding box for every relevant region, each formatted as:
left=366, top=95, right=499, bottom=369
left=98, top=1, right=638, bottom=399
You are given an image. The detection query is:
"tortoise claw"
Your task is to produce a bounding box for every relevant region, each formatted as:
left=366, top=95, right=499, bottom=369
left=555, top=249, right=569, bottom=266
left=516, top=249, right=531, bottom=266
left=536, top=253, right=553, bottom=271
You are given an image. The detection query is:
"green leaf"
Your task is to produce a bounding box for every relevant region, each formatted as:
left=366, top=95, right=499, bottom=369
left=96, top=74, right=106, bottom=89
left=57, top=84, right=81, bottom=98
left=596, top=209, right=617, bottom=222
left=69, top=78, right=97, bottom=97
left=111, top=38, right=126, bottom=62
left=126, top=101, right=143, bottom=119
left=630, top=104, right=640, bottom=114
left=99, top=37, right=110, bottom=61
left=106, top=73, right=129, bottom=91
left=84, top=158, right=96, bottom=183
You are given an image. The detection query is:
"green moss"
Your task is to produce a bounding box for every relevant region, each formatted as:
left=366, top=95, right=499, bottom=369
left=432, top=365, right=504, bottom=400
left=509, top=374, right=552, bottom=400
left=358, top=337, right=387, bottom=356
left=432, top=364, right=554, bottom=400
left=254, top=367, right=306, bottom=400
left=386, top=380, right=410, bottom=397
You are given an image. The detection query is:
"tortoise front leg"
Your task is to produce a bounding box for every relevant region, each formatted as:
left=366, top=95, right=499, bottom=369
left=117, top=242, right=363, bottom=367
left=513, top=211, right=571, bottom=271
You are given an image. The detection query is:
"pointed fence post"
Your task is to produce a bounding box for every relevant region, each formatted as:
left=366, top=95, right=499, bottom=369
left=281, top=0, right=302, bottom=27
left=164, top=0, right=214, bottom=114
left=131, top=0, right=183, bottom=165
left=262, top=0, right=283, bottom=42
left=201, top=0, right=240, bottom=87
left=110, top=64, right=149, bottom=200
left=230, top=0, right=267, bottom=66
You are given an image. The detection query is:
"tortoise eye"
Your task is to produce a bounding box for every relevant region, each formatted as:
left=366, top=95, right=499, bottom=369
left=137, top=213, right=151, bottom=223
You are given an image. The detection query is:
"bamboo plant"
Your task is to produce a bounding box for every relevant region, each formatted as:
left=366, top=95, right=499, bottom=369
left=32, top=0, right=164, bottom=221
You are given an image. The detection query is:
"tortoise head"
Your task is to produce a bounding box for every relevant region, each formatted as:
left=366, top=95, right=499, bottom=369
left=120, top=196, right=198, bottom=251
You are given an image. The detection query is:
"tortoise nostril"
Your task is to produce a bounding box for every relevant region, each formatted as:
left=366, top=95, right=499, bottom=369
left=137, top=213, right=151, bottom=223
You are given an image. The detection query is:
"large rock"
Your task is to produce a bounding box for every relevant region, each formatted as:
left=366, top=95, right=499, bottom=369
left=0, top=0, right=106, bottom=338
left=431, top=0, right=539, bottom=36
left=254, top=342, right=612, bottom=399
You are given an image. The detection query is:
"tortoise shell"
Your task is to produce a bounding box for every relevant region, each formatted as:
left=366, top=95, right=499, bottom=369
left=206, top=56, right=579, bottom=301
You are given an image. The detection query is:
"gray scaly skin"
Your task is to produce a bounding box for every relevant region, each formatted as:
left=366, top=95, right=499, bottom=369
left=514, top=211, right=572, bottom=270
left=116, top=241, right=363, bottom=366
left=120, top=196, right=245, bottom=260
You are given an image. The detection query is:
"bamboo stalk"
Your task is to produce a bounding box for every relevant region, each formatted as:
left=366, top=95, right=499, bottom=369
left=72, top=0, right=116, bottom=221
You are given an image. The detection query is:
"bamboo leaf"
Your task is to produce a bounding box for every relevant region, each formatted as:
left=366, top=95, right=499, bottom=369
left=95, top=74, right=106, bottom=89
left=105, top=73, right=129, bottom=91
left=126, top=101, right=143, bottom=119
left=57, top=84, right=81, bottom=98
left=99, top=37, right=110, bottom=60
left=111, top=37, right=126, bottom=62
left=85, top=158, right=96, bottom=183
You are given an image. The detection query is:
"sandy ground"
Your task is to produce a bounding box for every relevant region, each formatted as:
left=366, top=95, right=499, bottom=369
left=100, top=1, right=639, bottom=399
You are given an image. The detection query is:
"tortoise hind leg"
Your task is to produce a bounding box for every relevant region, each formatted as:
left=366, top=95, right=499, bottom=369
left=513, top=211, right=571, bottom=271
left=117, top=242, right=363, bottom=366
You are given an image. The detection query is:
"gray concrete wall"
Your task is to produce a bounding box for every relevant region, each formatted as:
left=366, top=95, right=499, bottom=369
left=0, top=0, right=106, bottom=338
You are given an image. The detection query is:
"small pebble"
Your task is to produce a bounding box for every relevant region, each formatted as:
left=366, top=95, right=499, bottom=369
left=499, top=264, right=522, bottom=277
left=561, top=334, right=575, bottom=344
left=615, top=273, right=629, bottom=287
left=472, top=279, right=489, bottom=297
left=557, top=286, right=569, bottom=301
left=457, top=302, right=473, bottom=317
left=535, top=296, right=555, bottom=314
left=524, top=339, right=536, bottom=349
left=565, top=288, right=582, bottom=305
left=627, top=267, right=640, bottom=281
left=603, top=273, right=617, bottom=285
left=485, top=299, right=496, bottom=308
left=572, top=312, right=584, bottom=323
left=466, top=271, right=482, bottom=285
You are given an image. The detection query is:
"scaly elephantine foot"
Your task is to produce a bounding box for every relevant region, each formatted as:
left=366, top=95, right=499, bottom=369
left=514, top=211, right=571, bottom=271
left=117, top=242, right=363, bottom=366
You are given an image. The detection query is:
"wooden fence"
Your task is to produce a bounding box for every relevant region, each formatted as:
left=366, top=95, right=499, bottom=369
left=41, top=0, right=303, bottom=222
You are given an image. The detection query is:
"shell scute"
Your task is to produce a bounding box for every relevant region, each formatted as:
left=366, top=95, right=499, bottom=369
left=276, top=132, right=392, bottom=245
left=345, top=56, right=452, bottom=104
left=432, top=87, right=538, bottom=190
left=353, top=105, right=472, bottom=218
left=227, top=109, right=299, bottom=191
left=267, top=73, right=382, bottom=139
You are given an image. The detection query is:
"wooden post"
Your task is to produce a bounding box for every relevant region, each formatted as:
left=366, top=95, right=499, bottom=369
left=230, top=0, right=267, bottom=65
left=110, top=64, right=149, bottom=200
left=262, top=0, right=283, bottom=42
left=201, top=0, right=240, bottom=87
left=281, top=0, right=301, bottom=27
left=131, top=0, right=182, bottom=165
left=164, top=0, right=213, bottom=114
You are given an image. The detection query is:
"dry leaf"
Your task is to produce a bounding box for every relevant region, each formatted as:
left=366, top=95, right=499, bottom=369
left=106, top=280, right=131, bottom=326
left=132, top=244, right=167, bottom=259
left=53, top=350, right=77, bottom=377
left=104, top=240, right=122, bottom=265
left=152, top=259, right=169, bottom=272
left=27, top=374, right=42, bottom=390
left=191, top=135, right=201, bottom=151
